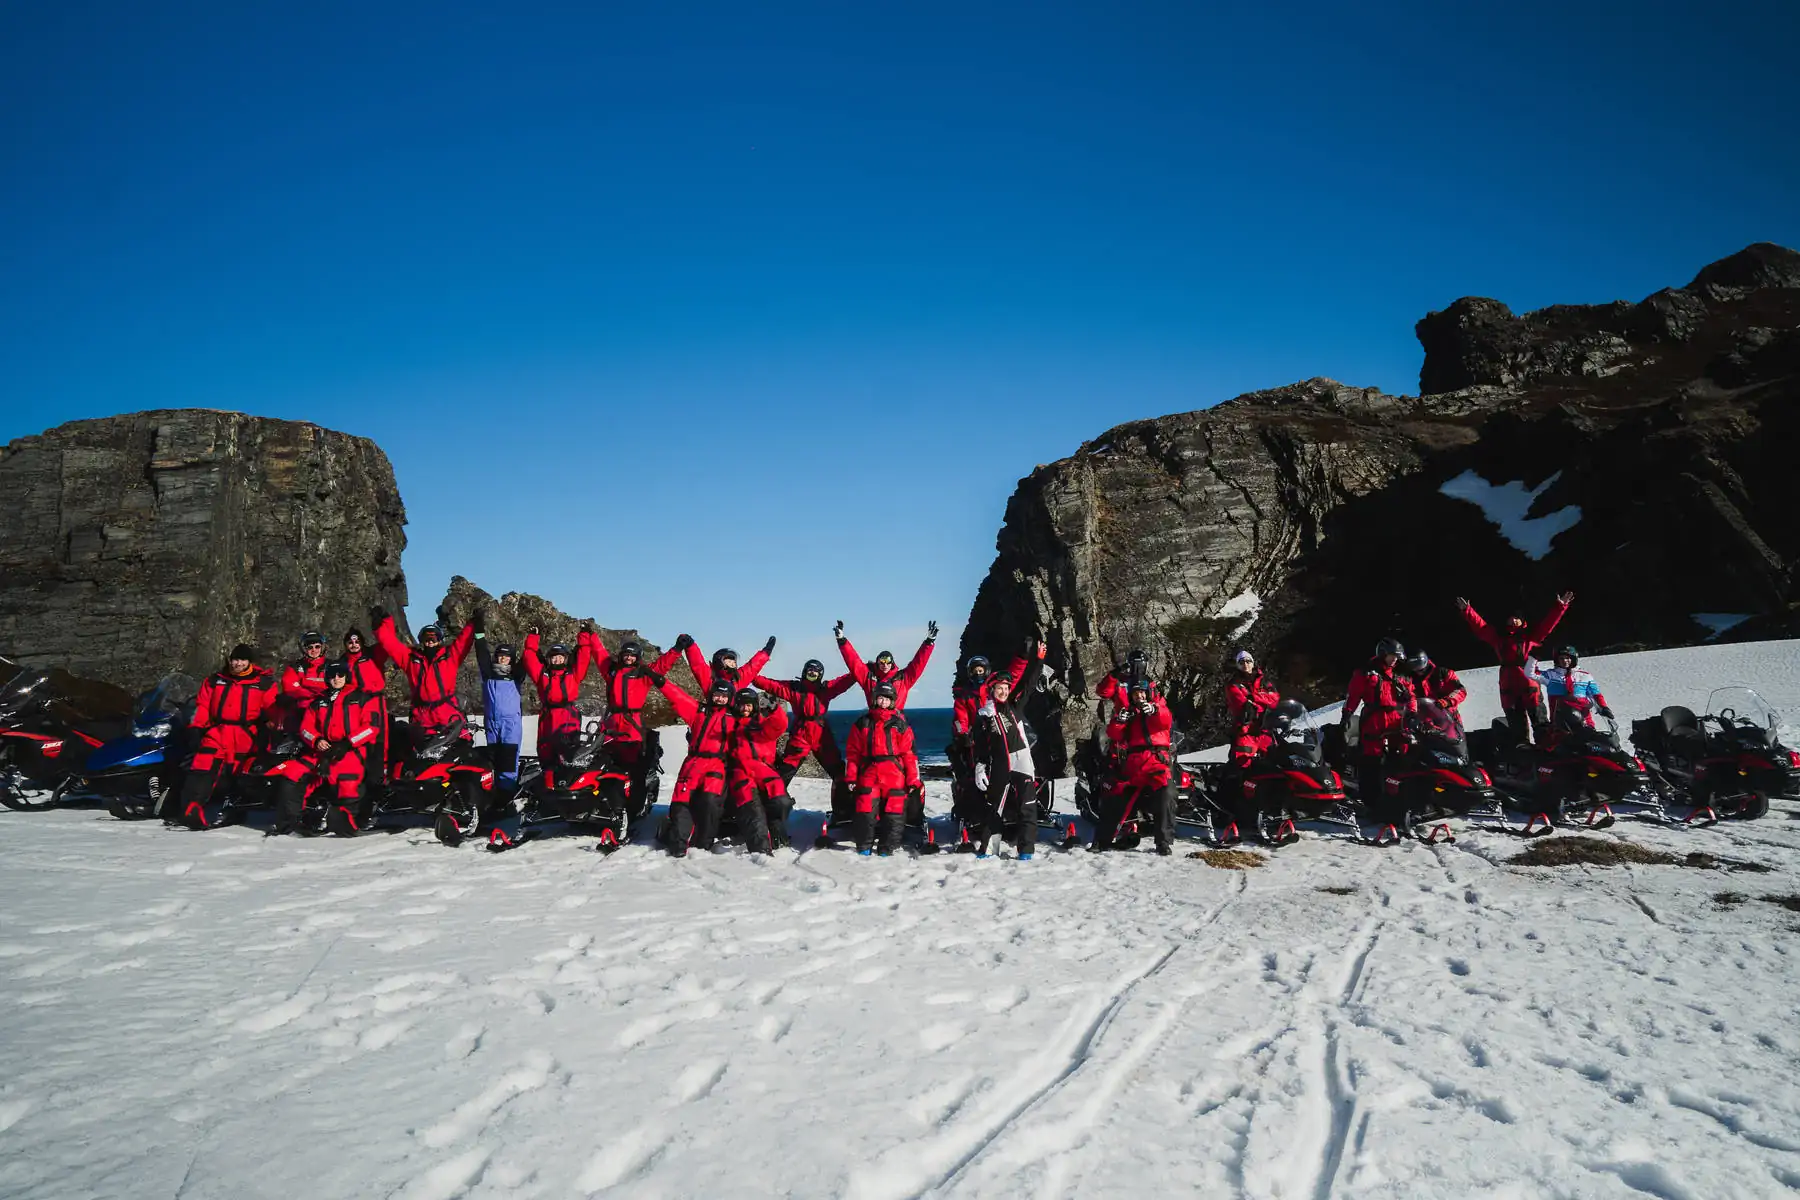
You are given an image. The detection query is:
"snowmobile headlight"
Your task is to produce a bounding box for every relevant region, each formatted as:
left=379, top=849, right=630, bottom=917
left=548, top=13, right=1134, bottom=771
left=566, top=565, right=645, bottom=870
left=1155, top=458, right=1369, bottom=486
left=1429, top=751, right=1459, bottom=767
left=136, top=718, right=173, bottom=740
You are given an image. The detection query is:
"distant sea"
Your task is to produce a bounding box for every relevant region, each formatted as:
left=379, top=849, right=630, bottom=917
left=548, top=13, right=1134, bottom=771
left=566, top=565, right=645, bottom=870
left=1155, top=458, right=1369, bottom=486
left=826, top=707, right=953, bottom=766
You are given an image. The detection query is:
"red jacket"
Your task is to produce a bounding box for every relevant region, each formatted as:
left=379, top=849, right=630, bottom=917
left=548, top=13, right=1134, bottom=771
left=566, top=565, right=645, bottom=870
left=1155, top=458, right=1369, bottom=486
left=1461, top=599, right=1568, bottom=706
left=1344, top=658, right=1417, bottom=743
left=374, top=616, right=474, bottom=710
left=300, top=688, right=378, bottom=753
left=278, top=657, right=329, bottom=731
left=684, top=643, right=773, bottom=697
left=193, top=666, right=278, bottom=730
left=844, top=710, right=922, bottom=789
left=524, top=633, right=593, bottom=713
left=755, top=672, right=856, bottom=722
left=1106, top=693, right=1175, bottom=782
left=586, top=633, right=683, bottom=742
left=840, top=637, right=933, bottom=710
left=951, top=656, right=1028, bottom=737
left=343, top=649, right=387, bottom=697
left=658, top=682, right=737, bottom=761
left=734, top=706, right=787, bottom=771
left=1413, top=663, right=1468, bottom=714
left=1226, top=670, right=1281, bottom=736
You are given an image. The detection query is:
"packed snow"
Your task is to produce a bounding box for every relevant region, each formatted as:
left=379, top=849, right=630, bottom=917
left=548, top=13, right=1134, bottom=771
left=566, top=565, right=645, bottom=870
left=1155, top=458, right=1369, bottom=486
left=3, top=643, right=1800, bottom=1199
left=1439, top=470, right=1583, bottom=560
left=1214, top=590, right=1263, bottom=640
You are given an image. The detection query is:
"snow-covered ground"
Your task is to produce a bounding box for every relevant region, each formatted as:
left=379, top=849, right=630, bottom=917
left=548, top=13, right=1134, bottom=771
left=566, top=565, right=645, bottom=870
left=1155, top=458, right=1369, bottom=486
left=3, top=645, right=1799, bottom=1198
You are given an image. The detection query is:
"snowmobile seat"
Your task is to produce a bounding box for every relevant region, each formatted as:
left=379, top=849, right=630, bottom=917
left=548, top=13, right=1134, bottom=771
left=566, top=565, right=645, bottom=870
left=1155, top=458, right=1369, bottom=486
left=1661, top=706, right=1698, bottom=736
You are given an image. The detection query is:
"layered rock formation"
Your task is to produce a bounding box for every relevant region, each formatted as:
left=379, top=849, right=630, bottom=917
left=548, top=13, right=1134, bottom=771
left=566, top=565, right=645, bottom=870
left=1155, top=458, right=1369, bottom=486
left=434, top=577, right=695, bottom=730
left=964, top=244, right=1800, bottom=772
left=0, top=411, right=411, bottom=689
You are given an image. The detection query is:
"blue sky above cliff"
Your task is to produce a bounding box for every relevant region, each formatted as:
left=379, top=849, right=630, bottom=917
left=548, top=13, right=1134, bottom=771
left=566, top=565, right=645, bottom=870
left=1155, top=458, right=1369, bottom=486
left=4, top=1, right=1796, bottom=704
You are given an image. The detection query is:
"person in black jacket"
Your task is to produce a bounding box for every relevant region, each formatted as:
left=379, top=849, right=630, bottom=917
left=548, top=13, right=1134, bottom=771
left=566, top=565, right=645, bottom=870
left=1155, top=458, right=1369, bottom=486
left=970, top=639, right=1048, bottom=859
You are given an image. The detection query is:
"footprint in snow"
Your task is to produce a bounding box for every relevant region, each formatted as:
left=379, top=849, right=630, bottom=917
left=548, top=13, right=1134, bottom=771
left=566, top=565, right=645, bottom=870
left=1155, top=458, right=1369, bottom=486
left=417, top=1052, right=557, bottom=1149
left=445, top=1024, right=485, bottom=1060
left=576, top=1122, right=667, bottom=1193
left=237, top=990, right=322, bottom=1033
left=163, top=862, right=194, bottom=876
left=920, top=1022, right=969, bottom=1052
left=394, top=1147, right=493, bottom=1200
left=985, top=986, right=1028, bottom=1013
left=757, top=1013, right=793, bottom=1043
left=669, top=1058, right=727, bottom=1104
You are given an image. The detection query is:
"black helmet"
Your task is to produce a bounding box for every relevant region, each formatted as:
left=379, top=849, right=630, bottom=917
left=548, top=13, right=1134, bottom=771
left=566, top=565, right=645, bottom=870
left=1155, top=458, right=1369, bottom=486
left=874, top=681, right=898, bottom=705
left=323, top=660, right=350, bottom=683
left=802, top=659, right=825, bottom=679
left=342, top=626, right=366, bottom=647
left=546, top=642, right=572, bottom=665
left=1554, top=645, right=1579, bottom=666
left=301, top=630, right=325, bottom=649
left=1403, top=649, right=1430, bottom=675
left=1375, top=637, right=1404, bottom=659
left=732, top=688, right=759, bottom=714
left=707, top=679, right=734, bottom=705
left=965, top=655, right=990, bottom=676
left=875, top=649, right=896, bottom=668
left=418, top=624, right=443, bottom=644
left=618, top=641, right=642, bottom=659
left=712, top=647, right=739, bottom=670
left=493, top=643, right=517, bottom=660
left=1128, top=676, right=1154, bottom=696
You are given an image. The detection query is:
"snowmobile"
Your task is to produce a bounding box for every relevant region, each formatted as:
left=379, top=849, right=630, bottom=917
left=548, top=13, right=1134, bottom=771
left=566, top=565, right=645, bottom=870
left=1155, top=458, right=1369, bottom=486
left=74, top=676, right=199, bottom=821
left=1371, top=700, right=1511, bottom=842
left=0, top=670, right=128, bottom=810
left=1199, top=700, right=1355, bottom=846
left=485, top=724, right=661, bottom=853
left=1630, top=687, right=1798, bottom=822
left=365, top=716, right=496, bottom=843
left=1472, top=708, right=1662, bottom=830
left=1071, top=728, right=1211, bottom=846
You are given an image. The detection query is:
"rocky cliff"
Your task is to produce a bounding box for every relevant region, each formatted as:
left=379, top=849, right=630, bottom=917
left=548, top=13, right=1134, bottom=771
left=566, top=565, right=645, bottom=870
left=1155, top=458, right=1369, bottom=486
left=964, top=244, right=1800, bottom=772
left=0, top=411, right=411, bottom=687
left=434, top=577, right=695, bottom=730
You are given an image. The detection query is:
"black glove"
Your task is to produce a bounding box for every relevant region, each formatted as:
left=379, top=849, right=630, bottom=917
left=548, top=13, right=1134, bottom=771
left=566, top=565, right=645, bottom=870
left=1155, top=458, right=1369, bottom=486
left=647, top=670, right=666, bottom=687
left=833, top=620, right=845, bottom=640
left=762, top=636, right=777, bottom=655
left=1599, top=705, right=1613, bottom=718
left=471, top=609, right=486, bottom=634
left=369, top=604, right=387, bottom=625
left=927, top=620, right=939, bottom=641
left=674, top=633, right=694, bottom=652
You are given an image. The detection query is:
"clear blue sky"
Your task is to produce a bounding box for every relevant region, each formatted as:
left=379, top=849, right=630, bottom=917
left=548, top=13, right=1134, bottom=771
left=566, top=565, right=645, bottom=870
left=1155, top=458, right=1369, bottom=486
left=4, top=1, right=1796, bottom=704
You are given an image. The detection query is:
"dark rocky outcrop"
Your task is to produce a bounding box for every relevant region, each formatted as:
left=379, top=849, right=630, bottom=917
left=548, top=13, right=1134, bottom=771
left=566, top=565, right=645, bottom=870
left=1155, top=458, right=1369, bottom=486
left=434, top=577, right=695, bottom=730
left=0, top=411, right=410, bottom=689
left=965, top=245, right=1800, bottom=772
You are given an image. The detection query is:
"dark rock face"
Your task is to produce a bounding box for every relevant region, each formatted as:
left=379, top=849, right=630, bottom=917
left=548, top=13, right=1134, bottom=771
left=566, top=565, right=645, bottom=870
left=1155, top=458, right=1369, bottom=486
left=0, top=411, right=410, bottom=689
left=435, top=577, right=696, bottom=730
left=964, top=246, right=1800, bottom=772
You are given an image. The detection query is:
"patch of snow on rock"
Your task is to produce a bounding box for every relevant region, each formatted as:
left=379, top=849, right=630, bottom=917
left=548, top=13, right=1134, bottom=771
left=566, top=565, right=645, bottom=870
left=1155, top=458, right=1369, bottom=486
left=1440, top=469, right=1582, bottom=559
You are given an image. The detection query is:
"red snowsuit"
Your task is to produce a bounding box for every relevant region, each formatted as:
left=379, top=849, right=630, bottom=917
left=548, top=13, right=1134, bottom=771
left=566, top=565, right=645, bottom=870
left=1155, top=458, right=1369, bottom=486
left=375, top=616, right=475, bottom=731
left=844, top=709, right=922, bottom=816
left=524, top=633, right=593, bottom=758
left=951, top=656, right=1029, bottom=739
left=1412, top=662, right=1468, bottom=721
left=684, top=642, right=773, bottom=697
left=585, top=634, right=683, bottom=761
left=1460, top=599, right=1569, bottom=709
left=189, top=666, right=279, bottom=776
left=1226, top=670, right=1282, bottom=768
left=298, top=687, right=379, bottom=802
left=755, top=670, right=856, bottom=780
left=277, top=655, right=329, bottom=734
left=659, top=683, right=739, bottom=809
left=840, top=637, right=933, bottom=710
left=1343, top=658, right=1417, bottom=754
left=729, top=705, right=789, bottom=810
left=342, top=648, right=391, bottom=781
left=1107, top=695, right=1175, bottom=795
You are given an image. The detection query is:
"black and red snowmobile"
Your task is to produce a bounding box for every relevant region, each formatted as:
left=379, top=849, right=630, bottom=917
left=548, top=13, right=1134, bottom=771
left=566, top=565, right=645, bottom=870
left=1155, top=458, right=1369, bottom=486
left=1068, top=728, right=1206, bottom=849
left=485, top=723, right=660, bottom=853
left=0, top=670, right=128, bottom=810
left=1370, top=700, right=1509, bottom=844
left=1474, top=708, right=1661, bottom=832
left=1205, top=699, right=1354, bottom=847
left=1630, top=687, right=1798, bottom=823
left=358, top=715, right=496, bottom=844
left=172, top=729, right=313, bottom=830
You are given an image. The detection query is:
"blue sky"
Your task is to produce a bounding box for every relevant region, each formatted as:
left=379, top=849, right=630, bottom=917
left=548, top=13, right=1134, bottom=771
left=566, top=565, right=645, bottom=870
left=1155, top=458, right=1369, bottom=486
left=4, top=1, right=1796, bottom=704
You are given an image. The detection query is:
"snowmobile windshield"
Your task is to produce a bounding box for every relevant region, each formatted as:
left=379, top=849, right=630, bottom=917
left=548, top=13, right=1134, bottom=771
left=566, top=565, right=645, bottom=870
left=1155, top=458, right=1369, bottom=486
left=1262, top=699, right=1321, bottom=745
left=136, top=674, right=199, bottom=722
left=0, top=670, right=51, bottom=718
left=1706, top=688, right=1779, bottom=734
left=1414, top=701, right=1462, bottom=744
left=564, top=735, right=603, bottom=769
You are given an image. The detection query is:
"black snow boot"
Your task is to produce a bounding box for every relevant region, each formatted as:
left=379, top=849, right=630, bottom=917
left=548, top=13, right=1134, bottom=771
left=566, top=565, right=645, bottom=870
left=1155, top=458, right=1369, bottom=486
left=878, top=811, right=905, bottom=856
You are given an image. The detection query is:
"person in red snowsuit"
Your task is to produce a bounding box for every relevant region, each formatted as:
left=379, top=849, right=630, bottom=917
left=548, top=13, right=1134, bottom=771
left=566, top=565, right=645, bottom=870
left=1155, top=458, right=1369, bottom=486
left=1343, top=639, right=1419, bottom=826
left=523, top=626, right=594, bottom=765
left=276, top=661, right=379, bottom=835
left=1225, top=649, right=1282, bottom=769
left=755, top=657, right=857, bottom=797
left=372, top=606, right=475, bottom=733
left=1403, top=649, right=1468, bottom=729
left=837, top=620, right=936, bottom=709
left=844, top=682, right=923, bottom=855
left=1092, top=678, right=1175, bottom=854
left=174, top=644, right=278, bottom=827
left=1458, top=592, right=1574, bottom=744
left=727, top=688, right=791, bottom=851
left=678, top=635, right=775, bottom=695
left=340, top=626, right=391, bottom=786
left=586, top=635, right=684, bottom=807
left=658, top=677, right=770, bottom=856
left=276, top=631, right=330, bottom=735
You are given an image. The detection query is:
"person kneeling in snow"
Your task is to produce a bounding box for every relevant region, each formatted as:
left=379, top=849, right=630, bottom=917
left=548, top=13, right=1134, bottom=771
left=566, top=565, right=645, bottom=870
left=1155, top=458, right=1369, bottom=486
left=844, top=682, right=922, bottom=856
left=1092, top=678, right=1176, bottom=855
left=1529, top=647, right=1612, bottom=732
left=971, top=639, right=1048, bottom=859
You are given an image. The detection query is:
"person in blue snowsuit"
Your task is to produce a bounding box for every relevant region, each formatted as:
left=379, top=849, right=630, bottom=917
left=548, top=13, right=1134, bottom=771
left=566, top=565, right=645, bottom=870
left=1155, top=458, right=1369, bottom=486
left=1528, top=646, right=1613, bottom=733
left=472, top=609, right=526, bottom=789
